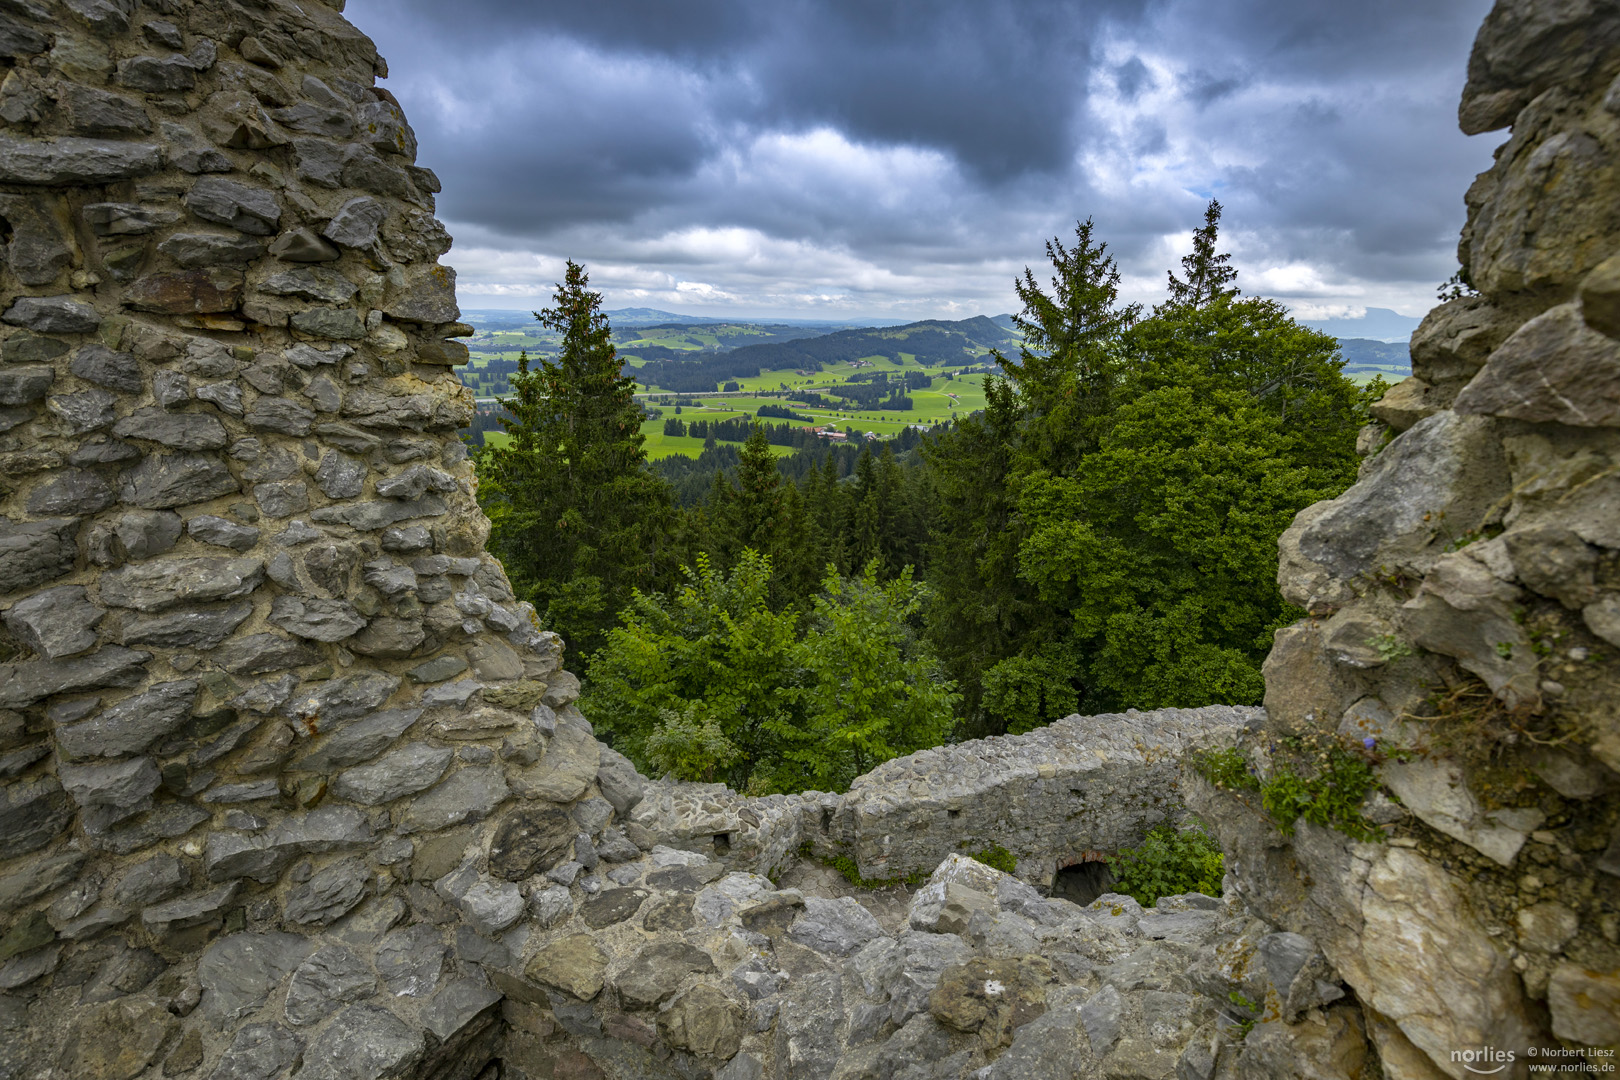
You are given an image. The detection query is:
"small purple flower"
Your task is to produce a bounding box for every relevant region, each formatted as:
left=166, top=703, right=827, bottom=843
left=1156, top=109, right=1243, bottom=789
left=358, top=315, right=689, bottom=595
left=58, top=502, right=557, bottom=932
left=1363, top=737, right=1377, bottom=750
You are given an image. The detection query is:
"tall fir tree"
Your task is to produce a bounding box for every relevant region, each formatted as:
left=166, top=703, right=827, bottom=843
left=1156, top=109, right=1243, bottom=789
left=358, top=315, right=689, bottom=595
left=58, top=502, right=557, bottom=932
left=1164, top=200, right=1238, bottom=309
left=477, top=261, right=675, bottom=656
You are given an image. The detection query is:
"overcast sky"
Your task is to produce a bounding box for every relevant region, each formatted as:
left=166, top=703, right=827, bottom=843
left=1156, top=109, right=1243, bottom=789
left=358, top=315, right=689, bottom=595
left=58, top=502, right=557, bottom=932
left=345, top=0, right=1497, bottom=324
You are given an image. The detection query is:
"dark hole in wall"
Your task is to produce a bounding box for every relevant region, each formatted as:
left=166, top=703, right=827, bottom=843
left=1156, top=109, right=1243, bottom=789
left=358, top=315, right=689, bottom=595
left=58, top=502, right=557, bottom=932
left=1052, top=861, right=1115, bottom=907
left=712, top=833, right=731, bottom=857
left=947, top=809, right=960, bottom=819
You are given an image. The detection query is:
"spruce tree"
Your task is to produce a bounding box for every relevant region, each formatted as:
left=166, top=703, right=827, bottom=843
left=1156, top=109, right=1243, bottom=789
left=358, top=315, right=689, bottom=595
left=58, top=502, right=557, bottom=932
left=1164, top=200, right=1238, bottom=309
left=478, top=261, right=674, bottom=656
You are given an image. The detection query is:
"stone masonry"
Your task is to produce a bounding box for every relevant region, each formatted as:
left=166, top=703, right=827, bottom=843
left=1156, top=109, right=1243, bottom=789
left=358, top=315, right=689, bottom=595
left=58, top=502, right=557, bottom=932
left=1192, top=0, right=1620, bottom=1074
left=628, top=706, right=1259, bottom=889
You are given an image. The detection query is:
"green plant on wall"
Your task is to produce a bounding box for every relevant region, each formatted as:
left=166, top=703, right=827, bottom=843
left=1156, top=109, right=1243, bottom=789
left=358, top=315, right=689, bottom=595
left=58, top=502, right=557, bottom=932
left=1105, top=822, right=1225, bottom=906
left=968, top=844, right=1018, bottom=874
left=1193, top=744, right=1384, bottom=843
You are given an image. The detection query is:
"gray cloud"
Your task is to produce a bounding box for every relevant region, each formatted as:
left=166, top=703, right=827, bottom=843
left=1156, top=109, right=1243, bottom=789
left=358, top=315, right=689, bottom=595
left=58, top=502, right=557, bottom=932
left=347, top=0, right=1499, bottom=320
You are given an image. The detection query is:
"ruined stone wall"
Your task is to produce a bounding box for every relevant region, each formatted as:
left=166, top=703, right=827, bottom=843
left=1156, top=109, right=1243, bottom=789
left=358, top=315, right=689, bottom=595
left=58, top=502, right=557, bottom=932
left=1192, top=0, right=1620, bottom=1071
left=627, top=706, right=1259, bottom=889
left=0, top=1, right=625, bottom=1076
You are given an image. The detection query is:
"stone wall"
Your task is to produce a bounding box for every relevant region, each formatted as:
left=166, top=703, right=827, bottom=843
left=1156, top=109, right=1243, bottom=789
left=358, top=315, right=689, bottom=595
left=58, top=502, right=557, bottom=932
left=0, top=1, right=614, bottom=1076
left=627, top=706, right=1258, bottom=889
left=1192, top=0, right=1620, bottom=1072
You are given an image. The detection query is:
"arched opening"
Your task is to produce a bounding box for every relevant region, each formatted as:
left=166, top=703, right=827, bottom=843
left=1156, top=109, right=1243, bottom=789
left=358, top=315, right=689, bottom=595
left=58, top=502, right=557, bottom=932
left=1052, top=860, right=1115, bottom=906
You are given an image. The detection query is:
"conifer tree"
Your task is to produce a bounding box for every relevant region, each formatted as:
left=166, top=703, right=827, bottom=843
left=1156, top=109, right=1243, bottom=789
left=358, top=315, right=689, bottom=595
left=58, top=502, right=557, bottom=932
left=1164, top=199, right=1238, bottom=309
left=478, top=261, right=674, bottom=656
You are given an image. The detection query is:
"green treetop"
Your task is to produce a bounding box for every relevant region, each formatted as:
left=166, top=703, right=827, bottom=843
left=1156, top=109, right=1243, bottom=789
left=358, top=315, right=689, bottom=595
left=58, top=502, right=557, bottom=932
left=477, top=261, right=675, bottom=656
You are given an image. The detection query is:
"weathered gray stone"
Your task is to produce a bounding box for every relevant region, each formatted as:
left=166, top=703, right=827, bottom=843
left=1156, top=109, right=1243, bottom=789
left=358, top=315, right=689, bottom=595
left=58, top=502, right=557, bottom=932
left=0, top=849, right=87, bottom=910
left=211, top=1023, right=303, bottom=1080
left=455, top=877, right=525, bottom=934
left=100, top=557, right=263, bottom=611
left=361, top=559, right=417, bottom=597
left=331, top=743, right=452, bottom=804
left=200, top=931, right=317, bottom=1022
left=119, top=452, right=240, bottom=508
left=269, top=595, right=366, bottom=642
left=184, top=177, right=281, bottom=235
left=597, top=745, right=646, bottom=816
left=285, top=945, right=378, bottom=1026
left=186, top=514, right=260, bottom=551
left=789, top=896, right=885, bottom=957
left=508, top=720, right=600, bottom=802
left=218, top=632, right=320, bottom=676
left=299, top=1003, right=423, bottom=1080
left=398, top=765, right=508, bottom=833
left=47, top=388, right=117, bottom=434
left=113, top=407, right=228, bottom=450
left=322, top=196, right=386, bottom=250
left=0, top=646, right=150, bottom=709
left=285, top=857, right=370, bottom=925
left=580, top=886, right=649, bottom=929
left=67, top=436, right=139, bottom=466
left=1455, top=304, right=1620, bottom=426
left=314, top=451, right=367, bottom=499
left=619, top=941, right=717, bottom=1010
left=421, top=978, right=501, bottom=1044
left=26, top=468, right=115, bottom=515
left=69, top=344, right=140, bottom=391
left=262, top=267, right=359, bottom=304
left=157, top=231, right=266, bottom=267
left=4, top=295, right=100, bottom=334
left=375, top=923, right=445, bottom=997
left=270, top=228, right=341, bottom=262
left=204, top=806, right=374, bottom=883
left=383, top=263, right=459, bottom=324
left=1301, top=412, right=1509, bottom=579
left=196, top=380, right=244, bottom=415
left=116, top=55, right=197, bottom=91
left=113, top=509, right=183, bottom=560
left=348, top=617, right=426, bottom=659
left=55, top=680, right=197, bottom=759
left=2, top=584, right=103, bottom=659
left=58, top=756, right=160, bottom=812
left=254, top=480, right=310, bottom=518
left=375, top=464, right=456, bottom=500
left=0, top=136, right=162, bottom=184
left=0, top=516, right=79, bottom=594
left=112, top=853, right=187, bottom=907
left=291, top=306, right=366, bottom=340
left=280, top=672, right=401, bottom=726
left=246, top=395, right=317, bottom=436
left=291, top=708, right=424, bottom=772
left=140, top=880, right=239, bottom=934
left=0, top=363, right=55, bottom=403
left=310, top=495, right=449, bottom=531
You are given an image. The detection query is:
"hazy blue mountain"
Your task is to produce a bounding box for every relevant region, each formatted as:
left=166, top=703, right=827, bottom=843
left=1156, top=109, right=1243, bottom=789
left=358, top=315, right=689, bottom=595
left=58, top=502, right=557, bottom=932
left=1299, top=307, right=1420, bottom=343
left=1335, top=337, right=1410, bottom=377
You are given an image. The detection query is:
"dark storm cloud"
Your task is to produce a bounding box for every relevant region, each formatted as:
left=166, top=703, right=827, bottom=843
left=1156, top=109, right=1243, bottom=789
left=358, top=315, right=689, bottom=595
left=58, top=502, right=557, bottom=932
left=345, top=0, right=1500, bottom=318
left=364, top=0, right=1144, bottom=181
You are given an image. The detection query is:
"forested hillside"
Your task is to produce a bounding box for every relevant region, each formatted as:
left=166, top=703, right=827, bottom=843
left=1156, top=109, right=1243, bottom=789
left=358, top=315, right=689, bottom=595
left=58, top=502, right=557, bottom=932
left=472, top=203, right=1378, bottom=792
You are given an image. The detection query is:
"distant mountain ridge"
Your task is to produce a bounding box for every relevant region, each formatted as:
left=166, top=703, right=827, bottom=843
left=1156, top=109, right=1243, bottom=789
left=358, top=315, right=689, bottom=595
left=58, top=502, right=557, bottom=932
left=1298, top=306, right=1421, bottom=343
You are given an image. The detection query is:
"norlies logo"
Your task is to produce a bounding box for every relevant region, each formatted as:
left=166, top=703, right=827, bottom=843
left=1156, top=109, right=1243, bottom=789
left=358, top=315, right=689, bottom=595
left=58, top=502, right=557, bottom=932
left=1453, top=1046, right=1517, bottom=1075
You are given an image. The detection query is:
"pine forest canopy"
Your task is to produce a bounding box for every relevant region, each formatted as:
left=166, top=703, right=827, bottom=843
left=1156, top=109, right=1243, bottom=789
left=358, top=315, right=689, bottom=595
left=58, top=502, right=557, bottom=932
left=473, top=202, right=1380, bottom=793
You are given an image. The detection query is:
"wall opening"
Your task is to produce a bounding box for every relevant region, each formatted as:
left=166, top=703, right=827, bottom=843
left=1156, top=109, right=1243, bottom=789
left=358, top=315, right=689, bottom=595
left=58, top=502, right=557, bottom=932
left=712, top=833, right=732, bottom=856
left=1052, top=860, right=1115, bottom=906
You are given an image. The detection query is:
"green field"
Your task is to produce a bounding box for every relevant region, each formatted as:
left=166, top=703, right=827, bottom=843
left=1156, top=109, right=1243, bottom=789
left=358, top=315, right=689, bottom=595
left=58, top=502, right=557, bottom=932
left=468, top=350, right=989, bottom=460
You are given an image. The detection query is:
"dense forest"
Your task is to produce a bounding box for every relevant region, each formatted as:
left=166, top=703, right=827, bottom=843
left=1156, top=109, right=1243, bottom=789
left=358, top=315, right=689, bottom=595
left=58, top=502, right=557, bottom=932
left=473, top=203, right=1379, bottom=794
